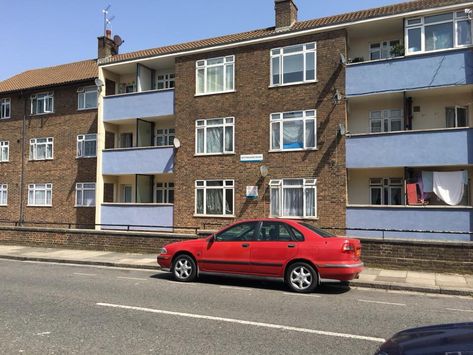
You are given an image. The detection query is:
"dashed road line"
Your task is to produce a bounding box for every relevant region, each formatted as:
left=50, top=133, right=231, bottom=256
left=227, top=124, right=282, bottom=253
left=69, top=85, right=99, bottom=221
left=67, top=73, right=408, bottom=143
left=283, top=292, right=321, bottom=298
left=446, top=308, right=473, bottom=313
left=219, top=285, right=253, bottom=291
left=117, top=276, right=148, bottom=281
left=358, top=299, right=406, bottom=306
left=73, top=272, right=97, bottom=277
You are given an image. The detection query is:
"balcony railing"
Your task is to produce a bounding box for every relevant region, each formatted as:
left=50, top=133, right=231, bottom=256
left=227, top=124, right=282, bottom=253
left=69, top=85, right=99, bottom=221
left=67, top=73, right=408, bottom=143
left=346, top=48, right=473, bottom=96
left=103, top=89, right=174, bottom=122
left=346, top=128, right=473, bottom=168
left=100, top=203, right=173, bottom=231
left=102, top=146, right=174, bottom=175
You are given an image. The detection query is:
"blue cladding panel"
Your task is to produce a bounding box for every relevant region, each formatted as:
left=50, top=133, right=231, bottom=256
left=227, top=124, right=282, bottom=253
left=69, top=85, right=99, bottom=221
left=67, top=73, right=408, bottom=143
left=346, top=49, right=473, bottom=96
left=102, top=147, right=174, bottom=175
left=346, top=128, right=473, bottom=168
left=346, top=207, right=473, bottom=241
left=101, top=204, right=173, bottom=231
left=103, top=89, right=174, bottom=121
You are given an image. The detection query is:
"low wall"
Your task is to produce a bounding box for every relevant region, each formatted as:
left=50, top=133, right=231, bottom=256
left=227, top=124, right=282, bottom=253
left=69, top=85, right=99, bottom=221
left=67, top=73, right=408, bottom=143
left=0, top=226, right=471, bottom=274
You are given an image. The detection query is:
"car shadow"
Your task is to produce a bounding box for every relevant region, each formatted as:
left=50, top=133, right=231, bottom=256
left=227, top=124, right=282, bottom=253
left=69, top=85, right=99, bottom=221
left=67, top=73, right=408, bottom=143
left=149, top=273, right=351, bottom=295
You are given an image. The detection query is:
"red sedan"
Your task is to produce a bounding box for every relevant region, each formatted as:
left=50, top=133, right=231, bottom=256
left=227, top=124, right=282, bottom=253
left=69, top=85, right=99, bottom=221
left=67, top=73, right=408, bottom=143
left=157, top=219, right=363, bottom=293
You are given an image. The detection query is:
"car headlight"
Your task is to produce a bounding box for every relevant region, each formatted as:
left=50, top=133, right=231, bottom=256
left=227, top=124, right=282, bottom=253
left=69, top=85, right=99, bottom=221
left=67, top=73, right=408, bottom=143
left=158, top=247, right=168, bottom=255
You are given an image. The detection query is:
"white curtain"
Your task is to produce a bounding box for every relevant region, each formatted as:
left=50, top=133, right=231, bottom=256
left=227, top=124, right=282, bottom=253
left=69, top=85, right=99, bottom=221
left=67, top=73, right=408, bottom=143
left=207, top=66, right=224, bottom=92
left=283, top=121, right=303, bottom=149
left=271, top=122, right=280, bottom=150
left=271, top=188, right=280, bottom=217
left=206, top=189, right=223, bottom=215
left=433, top=171, right=465, bottom=206
left=84, top=190, right=95, bottom=206
left=305, top=188, right=315, bottom=217
left=206, top=127, right=223, bottom=153
left=283, top=187, right=303, bottom=216
left=224, top=126, right=233, bottom=152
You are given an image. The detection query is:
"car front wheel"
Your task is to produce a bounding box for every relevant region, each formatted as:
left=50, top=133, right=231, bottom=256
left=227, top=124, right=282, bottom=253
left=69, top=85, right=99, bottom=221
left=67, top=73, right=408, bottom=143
left=286, top=262, right=318, bottom=293
left=172, top=254, right=197, bottom=282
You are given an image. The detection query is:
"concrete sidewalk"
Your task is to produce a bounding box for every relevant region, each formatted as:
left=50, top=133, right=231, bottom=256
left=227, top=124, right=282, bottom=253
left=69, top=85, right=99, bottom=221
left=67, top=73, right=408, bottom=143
left=0, top=244, right=471, bottom=296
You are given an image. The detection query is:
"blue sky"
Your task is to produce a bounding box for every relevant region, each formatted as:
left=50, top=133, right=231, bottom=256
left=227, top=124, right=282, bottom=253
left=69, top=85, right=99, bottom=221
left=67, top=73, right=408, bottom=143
left=0, top=0, right=402, bottom=80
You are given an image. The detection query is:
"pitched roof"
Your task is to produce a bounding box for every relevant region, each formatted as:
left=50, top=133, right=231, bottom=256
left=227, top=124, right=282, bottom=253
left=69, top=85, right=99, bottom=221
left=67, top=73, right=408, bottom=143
left=100, top=0, right=470, bottom=65
left=0, top=59, right=98, bottom=94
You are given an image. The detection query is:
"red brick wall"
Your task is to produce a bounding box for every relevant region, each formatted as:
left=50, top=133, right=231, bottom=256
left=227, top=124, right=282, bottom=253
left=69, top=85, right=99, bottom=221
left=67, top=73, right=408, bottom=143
left=174, top=30, right=347, bottom=230
left=0, top=82, right=97, bottom=227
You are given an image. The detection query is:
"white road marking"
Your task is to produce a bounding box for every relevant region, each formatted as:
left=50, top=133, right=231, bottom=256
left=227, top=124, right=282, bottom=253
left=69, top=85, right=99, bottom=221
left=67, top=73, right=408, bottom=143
left=219, top=285, right=253, bottom=291
left=283, top=292, right=321, bottom=298
left=117, top=276, right=148, bottom=281
left=358, top=299, right=406, bottom=306
left=446, top=308, right=473, bottom=313
left=36, top=332, right=51, bottom=336
left=96, top=302, right=385, bottom=343
left=73, top=272, right=96, bottom=277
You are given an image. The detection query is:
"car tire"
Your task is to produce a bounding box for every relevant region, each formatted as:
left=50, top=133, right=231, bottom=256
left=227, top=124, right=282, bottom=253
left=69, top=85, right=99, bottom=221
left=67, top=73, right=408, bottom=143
left=172, top=254, right=197, bottom=282
left=285, top=262, right=318, bottom=293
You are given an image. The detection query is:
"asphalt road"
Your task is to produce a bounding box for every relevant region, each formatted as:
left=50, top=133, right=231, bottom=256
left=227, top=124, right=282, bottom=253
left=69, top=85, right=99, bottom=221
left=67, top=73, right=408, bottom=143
left=1, top=259, right=472, bottom=355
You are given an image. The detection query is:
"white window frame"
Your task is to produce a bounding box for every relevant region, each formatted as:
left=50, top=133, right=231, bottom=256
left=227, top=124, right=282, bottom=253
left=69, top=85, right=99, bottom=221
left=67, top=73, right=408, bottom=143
left=0, top=184, right=7, bottom=206
left=156, top=73, right=175, bottom=91
left=368, top=40, right=401, bottom=60
left=369, top=109, right=403, bottom=133
left=155, top=182, right=174, bottom=204
left=405, top=10, right=473, bottom=55
left=31, top=92, right=54, bottom=115
left=446, top=106, right=469, bottom=128
left=29, top=137, right=53, bottom=160
left=0, top=98, right=11, bottom=119
left=196, top=55, right=235, bottom=95
left=369, top=178, right=403, bottom=205
left=77, top=134, right=97, bottom=158
left=28, top=183, right=52, bottom=206
left=195, top=180, right=234, bottom=217
left=0, top=141, right=9, bottom=162
left=270, top=42, right=317, bottom=87
left=77, top=86, right=98, bottom=110
left=270, top=110, right=317, bottom=152
left=156, top=128, right=175, bottom=147
left=75, top=183, right=96, bottom=207
left=269, top=179, right=317, bottom=219
left=195, top=117, right=235, bottom=155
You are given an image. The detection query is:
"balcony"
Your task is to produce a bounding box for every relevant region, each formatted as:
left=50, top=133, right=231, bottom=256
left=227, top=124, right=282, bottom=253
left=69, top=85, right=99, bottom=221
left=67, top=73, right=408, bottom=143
left=103, top=89, right=174, bottom=122
left=346, top=128, right=473, bottom=168
left=102, top=146, right=174, bottom=175
left=100, top=203, right=173, bottom=231
left=346, top=206, right=472, bottom=241
left=346, top=49, right=473, bottom=97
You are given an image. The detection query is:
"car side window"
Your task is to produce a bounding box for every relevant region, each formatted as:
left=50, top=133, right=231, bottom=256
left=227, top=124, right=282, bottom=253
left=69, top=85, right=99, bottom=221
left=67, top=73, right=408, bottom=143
left=290, top=227, right=305, bottom=241
left=258, top=222, right=293, bottom=241
left=215, top=222, right=257, bottom=241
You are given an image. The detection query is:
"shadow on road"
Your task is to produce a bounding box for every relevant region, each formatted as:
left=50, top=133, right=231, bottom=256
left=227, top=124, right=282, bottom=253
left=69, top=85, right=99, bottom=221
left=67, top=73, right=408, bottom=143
left=149, top=273, right=351, bottom=295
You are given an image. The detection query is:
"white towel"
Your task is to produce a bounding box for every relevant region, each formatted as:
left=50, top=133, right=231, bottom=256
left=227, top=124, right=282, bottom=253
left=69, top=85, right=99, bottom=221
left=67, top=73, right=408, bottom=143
left=433, top=171, right=465, bottom=206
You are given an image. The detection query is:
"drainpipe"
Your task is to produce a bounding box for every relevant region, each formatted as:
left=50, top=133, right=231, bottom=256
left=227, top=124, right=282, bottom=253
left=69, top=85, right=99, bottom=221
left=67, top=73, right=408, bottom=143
left=18, top=91, right=27, bottom=225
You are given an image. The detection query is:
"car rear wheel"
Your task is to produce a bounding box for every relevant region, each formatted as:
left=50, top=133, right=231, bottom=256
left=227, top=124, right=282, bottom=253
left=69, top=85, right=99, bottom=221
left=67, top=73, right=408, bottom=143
left=286, top=262, right=318, bottom=293
left=172, top=255, right=197, bottom=282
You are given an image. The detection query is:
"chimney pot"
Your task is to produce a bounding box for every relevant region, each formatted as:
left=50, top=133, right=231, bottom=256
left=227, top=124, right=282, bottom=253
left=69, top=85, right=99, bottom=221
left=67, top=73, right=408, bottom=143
left=97, top=33, right=119, bottom=59
left=275, top=0, right=298, bottom=30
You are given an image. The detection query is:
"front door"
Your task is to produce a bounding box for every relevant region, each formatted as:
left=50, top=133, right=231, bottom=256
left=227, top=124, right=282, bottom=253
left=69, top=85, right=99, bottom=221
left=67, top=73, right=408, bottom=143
left=199, top=222, right=257, bottom=274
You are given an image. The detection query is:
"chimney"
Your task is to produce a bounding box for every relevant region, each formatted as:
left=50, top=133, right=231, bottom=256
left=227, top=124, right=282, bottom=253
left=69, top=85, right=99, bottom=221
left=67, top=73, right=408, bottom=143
left=275, top=0, right=298, bottom=30
left=97, top=29, right=119, bottom=59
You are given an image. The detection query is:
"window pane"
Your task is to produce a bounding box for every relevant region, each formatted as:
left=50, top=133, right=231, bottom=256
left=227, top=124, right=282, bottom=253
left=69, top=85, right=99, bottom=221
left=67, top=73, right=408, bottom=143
left=207, top=66, right=224, bottom=93
left=207, top=181, right=224, bottom=186
left=225, top=188, right=233, bottom=215
left=206, top=189, right=223, bottom=215
left=196, top=189, right=204, bottom=214
left=270, top=188, right=280, bottom=217
left=425, top=12, right=453, bottom=24
left=283, top=187, right=303, bottom=217
left=305, top=52, right=315, bottom=81
left=84, top=190, right=95, bottom=206
left=457, top=20, right=472, bottom=45
left=390, top=119, right=402, bottom=132
left=85, top=91, right=97, bottom=108
left=283, top=120, right=304, bottom=149
left=271, top=122, right=280, bottom=150
left=283, top=54, right=304, bottom=83
left=370, top=119, right=381, bottom=133
left=197, top=129, right=205, bottom=153
left=225, top=64, right=234, bottom=90
left=206, top=127, right=223, bottom=153
left=217, top=222, right=257, bottom=241
left=370, top=188, right=382, bottom=205
left=457, top=107, right=468, bottom=127
left=84, top=141, right=96, bottom=156
left=35, top=190, right=46, bottom=205
left=446, top=107, right=456, bottom=127
left=169, top=189, right=174, bottom=204
left=78, top=94, right=85, bottom=109
left=425, top=22, right=453, bottom=51
left=305, top=188, right=316, bottom=217
left=157, top=190, right=163, bottom=203
left=283, top=45, right=303, bottom=54
left=272, top=57, right=280, bottom=85
left=197, top=69, right=205, bottom=94
left=305, top=120, right=315, bottom=148
left=224, top=126, right=233, bottom=152
left=407, top=28, right=422, bottom=52
left=390, top=187, right=402, bottom=205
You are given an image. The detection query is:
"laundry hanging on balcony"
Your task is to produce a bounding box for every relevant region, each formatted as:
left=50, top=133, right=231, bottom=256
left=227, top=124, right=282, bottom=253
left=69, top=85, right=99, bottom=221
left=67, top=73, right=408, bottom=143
left=432, top=171, right=466, bottom=206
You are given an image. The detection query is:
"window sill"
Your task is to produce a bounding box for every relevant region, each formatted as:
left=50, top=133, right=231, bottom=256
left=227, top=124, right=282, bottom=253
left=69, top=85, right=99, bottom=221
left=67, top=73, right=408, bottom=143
left=269, top=148, right=318, bottom=153
left=269, top=80, right=318, bottom=89
left=76, top=156, right=97, bottom=159
left=30, top=112, right=54, bottom=117
left=0, top=161, right=10, bottom=163
left=193, top=214, right=236, bottom=219
left=194, top=153, right=236, bottom=157
left=0, top=204, right=7, bottom=207
left=194, top=90, right=236, bottom=98
left=27, top=205, right=52, bottom=208
left=75, top=205, right=96, bottom=208
left=0, top=117, right=11, bottom=120
left=29, top=159, right=54, bottom=162
left=77, top=107, right=98, bottom=112
left=270, top=215, right=319, bottom=220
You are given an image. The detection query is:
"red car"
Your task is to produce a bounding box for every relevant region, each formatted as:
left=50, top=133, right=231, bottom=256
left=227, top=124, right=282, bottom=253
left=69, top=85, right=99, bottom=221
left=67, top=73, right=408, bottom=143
left=157, top=219, right=363, bottom=293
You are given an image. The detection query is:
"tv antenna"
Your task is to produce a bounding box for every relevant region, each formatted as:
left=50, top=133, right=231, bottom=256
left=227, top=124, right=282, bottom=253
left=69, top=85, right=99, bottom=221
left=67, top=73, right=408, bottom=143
left=102, top=5, right=114, bottom=36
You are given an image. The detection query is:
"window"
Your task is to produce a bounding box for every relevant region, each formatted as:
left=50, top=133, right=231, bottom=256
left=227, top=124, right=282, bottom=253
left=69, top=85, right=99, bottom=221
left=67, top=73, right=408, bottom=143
left=76, top=183, right=96, bottom=207
left=406, top=11, right=472, bottom=54
left=369, top=40, right=400, bottom=60
left=0, top=141, right=9, bottom=162
left=271, top=110, right=316, bottom=151
left=157, top=73, right=175, bottom=90
left=271, top=42, right=316, bottom=86
left=156, top=128, right=175, bottom=146
left=77, top=87, right=98, bottom=110
left=77, top=134, right=97, bottom=158
left=270, top=179, right=316, bottom=218
left=299, top=223, right=335, bottom=238
left=196, top=118, right=234, bottom=155
left=258, top=222, right=294, bottom=241
left=370, top=178, right=403, bottom=205
left=121, top=185, right=132, bottom=203
left=28, top=183, right=52, bottom=206
left=155, top=182, right=174, bottom=204
left=30, top=137, right=53, bottom=160
left=0, top=184, right=7, bottom=206
left=120, top=133, right=133, bottom=148
left=215, top=222, right=258, bottom=241
left=195, top=180, right=234, bottom=216
left=0, top=98, right=10, bottom=119
left=446, top=106, right=468, bottom=128
left=31, top=92, right=54, bottom=115
left=370, top=109, right=403, bottom=133
left=196, top=56, right=235, bottom=95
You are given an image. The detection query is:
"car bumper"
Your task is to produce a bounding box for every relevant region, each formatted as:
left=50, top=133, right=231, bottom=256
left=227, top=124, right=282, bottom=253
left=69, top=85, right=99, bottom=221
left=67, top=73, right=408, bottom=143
left=317, top=262, right=364, bottom=281
left=157, top=255, right=172, bottom=270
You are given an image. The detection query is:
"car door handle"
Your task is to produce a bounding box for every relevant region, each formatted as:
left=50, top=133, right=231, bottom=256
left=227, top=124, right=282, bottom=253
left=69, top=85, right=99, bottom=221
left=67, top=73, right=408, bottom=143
left=242, top=243, right=250, bottom=248
left=288, top=244, right=296, bottom=248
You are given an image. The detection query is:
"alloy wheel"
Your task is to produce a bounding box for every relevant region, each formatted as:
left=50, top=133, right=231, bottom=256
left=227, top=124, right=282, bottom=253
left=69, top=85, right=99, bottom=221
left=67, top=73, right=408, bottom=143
left=289, top=266, right=313, bottom=290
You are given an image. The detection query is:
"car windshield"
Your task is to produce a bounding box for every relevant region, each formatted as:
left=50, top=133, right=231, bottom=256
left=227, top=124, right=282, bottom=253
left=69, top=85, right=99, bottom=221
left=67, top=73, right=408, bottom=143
left=299, top=223, right=336, bottom=238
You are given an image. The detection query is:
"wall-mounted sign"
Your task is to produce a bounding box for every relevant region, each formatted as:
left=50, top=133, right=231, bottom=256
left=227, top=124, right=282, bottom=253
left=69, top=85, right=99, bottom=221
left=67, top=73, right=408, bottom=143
left=240, top=154, right=263, bottom=163
left=246, top=186, right=258, bottom=199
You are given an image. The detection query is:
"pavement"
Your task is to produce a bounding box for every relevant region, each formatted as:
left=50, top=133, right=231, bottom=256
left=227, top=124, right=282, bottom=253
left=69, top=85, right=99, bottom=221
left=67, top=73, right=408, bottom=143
left=2, top=257, right=473, bottom=354
left=0, top=244, right=472, bottom=297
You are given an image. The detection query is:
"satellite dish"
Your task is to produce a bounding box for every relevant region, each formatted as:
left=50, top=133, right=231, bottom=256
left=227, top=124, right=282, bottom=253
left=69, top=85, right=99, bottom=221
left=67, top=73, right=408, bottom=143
left=114, top=35, right=124, bottom=47
left=95, top=78, right=104, bottom=87
left=173, top=137, right=181, bottom=149
left=260, top=165, right=269, bottom=178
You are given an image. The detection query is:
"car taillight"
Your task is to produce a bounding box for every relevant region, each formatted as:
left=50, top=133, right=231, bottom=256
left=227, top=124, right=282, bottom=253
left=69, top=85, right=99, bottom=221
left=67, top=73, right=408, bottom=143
left=342, top=242, right=355, bottom=253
